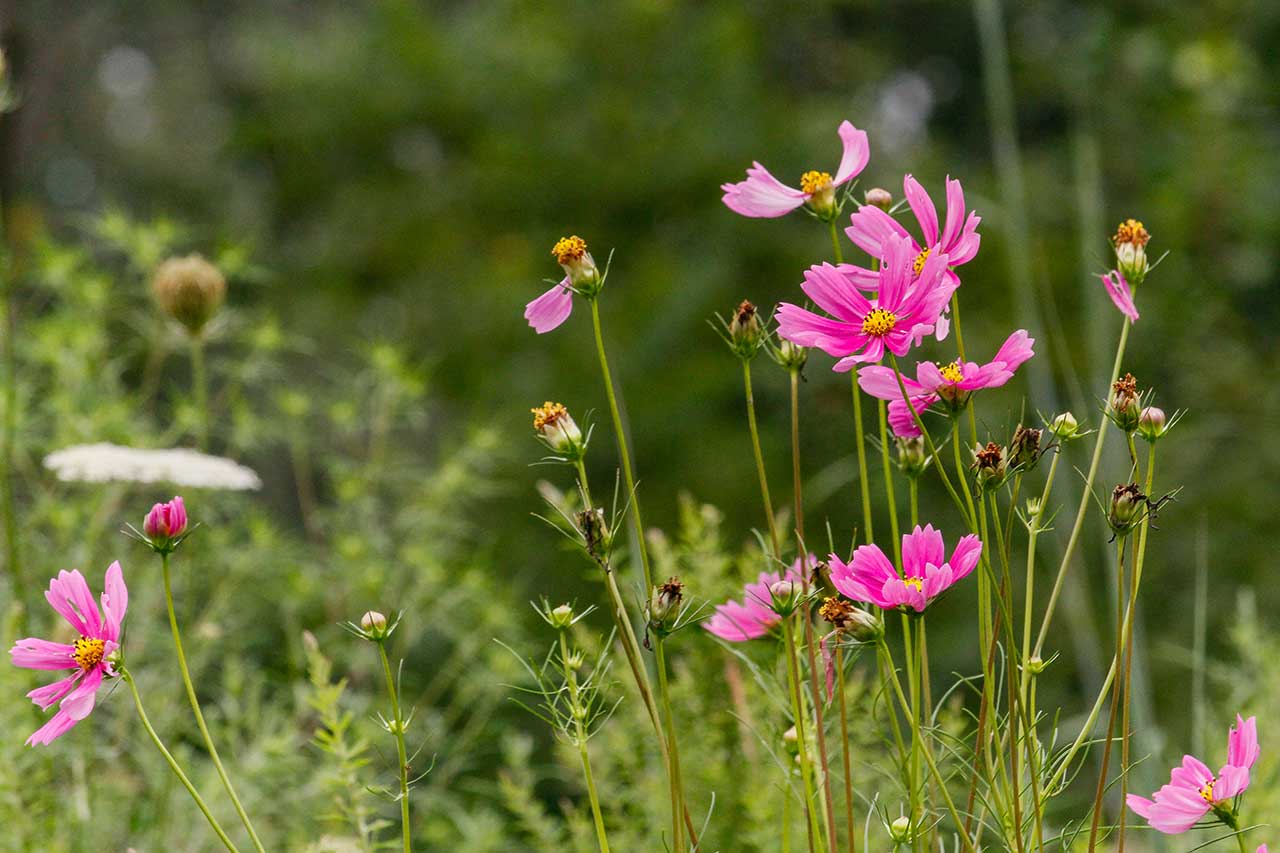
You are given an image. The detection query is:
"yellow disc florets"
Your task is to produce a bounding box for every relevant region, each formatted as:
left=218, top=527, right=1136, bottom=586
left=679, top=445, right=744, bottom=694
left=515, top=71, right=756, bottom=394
left=800, top=170, right=833, bottom=195
left=73, top=636, right=105, bottom=670
left=912, top=247, right=932, bottom=277
left=531, top=401, right=569, bottom=431
left=860, top=308, right=898, bottom=337
left=1198, top=779, right=1216, bottom=803
left=939, top=361, right=964, bottom=383
left=551, top=235, right=588, bottom=265
left=1112, top=219, right=1150, bottom=248
left=903, top=577, right=924, bottom=592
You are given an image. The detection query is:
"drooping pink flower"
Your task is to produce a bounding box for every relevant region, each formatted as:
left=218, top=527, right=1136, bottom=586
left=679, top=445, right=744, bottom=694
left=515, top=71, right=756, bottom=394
left=829, top=525, right=982, bottom=613
left=1100, top=269, right=1140, bottom=323
left=525, top=236, right=603, bottom=334
left=1127, top=715, right=1259, bottom=835
left=9, top=563, right=129, bottom=746
left=525, top=277, right=573, bottom=334
left=704, top=557, right=811, bottom=642
left=721, top=121, right=870, bottom=219
left=888, top=394, right=937, bottom=439
left=144, top=495, right=188, bottom=540
left=846, top=174, right=982, bottom=271
left=777, top=234, right=956, bottom=370
left=858, top=330, right=1036, bottom=412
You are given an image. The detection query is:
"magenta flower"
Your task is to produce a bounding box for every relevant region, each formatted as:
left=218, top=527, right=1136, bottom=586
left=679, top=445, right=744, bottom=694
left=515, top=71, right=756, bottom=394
left=777, top=234, right=956, bottom=370
left=858, top=330, right=1036, bottom=411
left=829, top=525, right=982, bottom=613
left=9, top=562, right=129, bottom=745
left=704, top=557, right=811, bottom=642
left=144, top=495, right=188, bottom=540
left=888, top=394, right=937, bottom=438
left=1100, top=269, right=1140, bottom=323
left=1128, top=715, right=1259, bottom=834
left=721, top=121, right=869, bottom=219
left=845, top=174, right=981, bottom=271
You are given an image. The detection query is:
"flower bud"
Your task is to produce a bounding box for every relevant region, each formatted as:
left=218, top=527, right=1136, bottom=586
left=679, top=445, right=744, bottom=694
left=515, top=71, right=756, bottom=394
left=727, top=300, right=765, bottom=358
left=800, top=170, right=837, bottom=220
left=531, top=401, right=585, bottom=456
left=776, top=338, right=809, bottom=372
left=152, top=254, right=227, bottom=336
left=782, top=724, right=799, bottom=753
left=551, top=235, right=602, bottom=293
left=1137, top=406, right=1167, bottom=442
left=1027, top=655, right=1046, bottom=675
left=1009, top=425, right=1043, bottom=471
left=864, top=187, right=893, bottom=211
left=549, top=603, right=575, bottom=629
left=1108, top=374, right=1142, bottom=432
left=360, top=610, right=388, bottom=634
left=890, top=816, right=913, bottom=844
left=1112, top=219, right=1150, bottom=285
left=769, top=579, right=798, bottom=612
left=896, top=435, right=929, bottom=478
left=575, top=507, right=610, bottom=558
left=649, top=577, right=684, bottom=628
left=1108, top=483, right=1147, bottom=536
left=142, top=496, right=188, bottom=553
left=1050, top=411, right=1080, bottom=440
left=973, top=442, right=1008, bottom=491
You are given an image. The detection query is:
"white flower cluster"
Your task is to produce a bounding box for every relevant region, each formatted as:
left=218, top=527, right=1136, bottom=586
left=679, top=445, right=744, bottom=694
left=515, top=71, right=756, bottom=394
left=44, top=443, right=262, bottom=491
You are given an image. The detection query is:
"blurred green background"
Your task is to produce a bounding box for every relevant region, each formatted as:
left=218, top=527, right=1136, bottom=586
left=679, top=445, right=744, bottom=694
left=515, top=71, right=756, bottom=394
left=1, top=0, right=1278, bottom=849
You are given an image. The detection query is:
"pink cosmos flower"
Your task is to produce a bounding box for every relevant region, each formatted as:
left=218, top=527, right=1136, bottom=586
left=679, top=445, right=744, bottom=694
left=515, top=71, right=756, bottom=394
left=845, top=174, right=981, bottom=272
left=888, top=394, right=937, bottom=439
left=777, top=234, right=956, bottom=370
left=525, top=278, right=573, bottom=334
left=144, top=495, right=188, bottom=540
left=705, top=557, right=812, bottom=642
left=721, top=121, right=869, bottom=219
left=1127, top=715, right=1259, bottom=834
left=829, top=525, right=982, bottom=613
left=9, top=562, right=129, bottom=746
left=1100, top=269, right=1140, bottom=323
left=858, top=330, right=1036, bottom=411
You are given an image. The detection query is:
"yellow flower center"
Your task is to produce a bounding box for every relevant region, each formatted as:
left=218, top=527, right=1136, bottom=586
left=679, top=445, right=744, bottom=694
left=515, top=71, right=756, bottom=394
left=800, top=170, right=833, bottom=195
left=551, top=236, right=588, bottom=264
left=903, top=577, right=924, bottom=592
left=912, top=247, right=932, bottom=276
left=939, top=362, right=964, bottom=383
left=531, top=401, right=569, bottom=432
left=1112, top=219, right=1150, bottom=247
left=860, top=308, right=898, bottom=337
left=1198, top=779, right=1216, bottom=803
left=73, top=636, right=105, bottom=670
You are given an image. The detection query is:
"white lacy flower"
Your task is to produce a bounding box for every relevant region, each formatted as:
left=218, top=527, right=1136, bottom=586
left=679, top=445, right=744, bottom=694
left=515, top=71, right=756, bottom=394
left=44, top=443, right=262, bottom=491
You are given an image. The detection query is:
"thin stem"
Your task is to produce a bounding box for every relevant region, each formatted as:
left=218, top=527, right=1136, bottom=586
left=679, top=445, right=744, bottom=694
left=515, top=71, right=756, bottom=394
left=851, top=376, right=874, bottom=543
left=888, top=355, right=967, bottom=522
left=123, top=670, right=240, bottom=852
left=589, top=298, right=653, bottom=591
left=784, top=617, right=826, bottom=852
left=655, top=640, right=686, bottom=853
left=161, top=554, right=265, bottom=852
left=1087, top=539, right=1127, bottom=851
left=836, top=647, right=856, bottom=853
left=828, top=219, right=844, bottom=265
left=951, top=421, right=977, bottom=529
left=878, top=400, right=901, bottom=566
left=744, top=360, right=782, bottom=557
left=561, top=627, right=609, bottom=851
left=376, top=641, right=412, bottom=853
left=790, top=369, right=805, bottom=543
left=1034, top=320, right=1131, bottom=657
left=190, top=334, right=210, bottom=450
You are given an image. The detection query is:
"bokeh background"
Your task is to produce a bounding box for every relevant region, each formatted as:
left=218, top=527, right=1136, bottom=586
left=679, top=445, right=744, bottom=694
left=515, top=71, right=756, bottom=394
left=1, top=1, right=1277, bottom=850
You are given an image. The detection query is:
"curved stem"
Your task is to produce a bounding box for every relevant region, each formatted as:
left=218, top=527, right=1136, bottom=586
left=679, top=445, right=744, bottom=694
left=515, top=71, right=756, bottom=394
left=376, top=641, right=412, bottom=853
left=123, top=670, right=240, bottom=852
left=161, top=554, right=265, bottom=852
left=743, top=359, right=781, bottom=557
left=589, top=298, right=653, bottom=592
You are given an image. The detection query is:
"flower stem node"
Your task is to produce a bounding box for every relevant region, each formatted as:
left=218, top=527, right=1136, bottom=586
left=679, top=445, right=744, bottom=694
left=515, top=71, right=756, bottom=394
left=1049, top=411, right=1080, bottom=440
left=551, top=235, right=603, bottom=295
left=1112, top=219, right=1151, bottom=285
left=532, top=401, right=587, bottom=459
left=1027, top=655, right=1046, bottom=676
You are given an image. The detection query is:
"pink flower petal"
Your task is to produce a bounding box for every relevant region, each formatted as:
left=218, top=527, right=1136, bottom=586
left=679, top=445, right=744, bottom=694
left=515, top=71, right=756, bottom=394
left=10, top=638, right=76, bottom=671
left=720, top=162, right=807, bottom=218
left=832, top=121, right=870, bottom=186
left=524, top=278, right=574, bottom=334
left=1101, top=270, right=1139, bottom=323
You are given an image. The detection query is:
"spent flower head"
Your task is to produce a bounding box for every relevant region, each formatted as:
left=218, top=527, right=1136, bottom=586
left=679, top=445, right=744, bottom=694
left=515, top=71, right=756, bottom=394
left=1009, top=424, right=1044, bottom=472
left=1108, top=483, right=1147, bottom=537
left=1107, top=373, right=1144, bottom=432
left=973, top=441, right=1008, bottom=491
left=1112, top=218, right=1151, bottom=284
left=531, top=401, right=588, bottom=460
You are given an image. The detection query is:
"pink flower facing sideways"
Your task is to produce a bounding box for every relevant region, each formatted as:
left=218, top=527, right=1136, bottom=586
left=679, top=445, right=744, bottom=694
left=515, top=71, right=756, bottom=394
left=1100, top=269, right=1140, bottom=323
left=525, top=235, right=603, bottom=334
left=721, top=121, right=870, bottom=219
left=846, top=173, right=982, bottom=276
left=143, top=495, right=188, bottom=551
left=704, top=557, right=812, bottom=642
left=829, top=525, right=982, bottom=613
left=9, top=563, right=129, bottom=745
left=777, top=233, right=956, bottom=370
left=1128, top=715, right=1259, bottom=835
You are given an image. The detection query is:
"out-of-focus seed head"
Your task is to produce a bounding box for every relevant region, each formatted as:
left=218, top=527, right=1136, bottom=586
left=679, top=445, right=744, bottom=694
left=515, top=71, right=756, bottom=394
left=152, top=254, right=227, bottom=336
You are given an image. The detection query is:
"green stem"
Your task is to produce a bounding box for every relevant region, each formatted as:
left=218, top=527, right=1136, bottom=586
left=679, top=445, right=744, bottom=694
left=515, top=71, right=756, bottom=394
left=743, top=359, right=781, bottom=558
left=561, top=630, right=610, bottom=853
left=791, top=369, right=805, bottom=543
left=901, top=615, right=920, bottom=851
left=589, top=298, right=653, bottom=592
left=828, top=219, right=844, bottom=265
left=878, top=400, right=901, bottom=566
left=655, top=640, right=686, bottom=853
left=951, top=421, right=977, bottom=530
left=888, top=355, right=967, bottom=522
left=836, top=647, right=856, bottom=853
left=161, top=554, right=265, bottom=852
left=376, top=641, right=412, bottom=853
left=851, top=376, right=874, bottom=543
left=784, top=617, right=826, bottom=852
left=1087, top=539, right=1127, bottom=851
left=123, top=670, right=240, bottom=852
left=190, top=335, right=210, bottom=450
left=1034, top=319, right=1131, bottom=657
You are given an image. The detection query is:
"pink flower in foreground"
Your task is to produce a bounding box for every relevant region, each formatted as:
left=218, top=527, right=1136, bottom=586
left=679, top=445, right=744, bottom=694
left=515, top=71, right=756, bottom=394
left=846, top=174, right=982, bottom=271
left=525, top=236, right=603, bottom=334
left=721, top=121, right=869, bottom=219
left=705, top=557, right=812, bottom=642
left=144, top=495, right=187, bottom=540
left=859, top=330, right=1036, bottom=411
left=9, top=563, right=128, bottom=745
left=1100, top=269, right=1140, bottom=323
left=1128, top=715, right=1259, bottom=834
left=829, top=525, right=982, bottom=613
left=777, top=234, right=956, bottom=370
